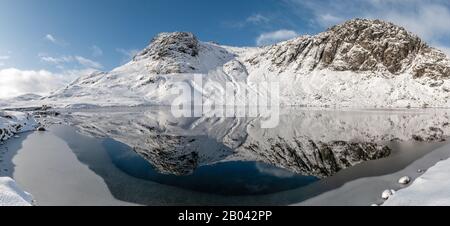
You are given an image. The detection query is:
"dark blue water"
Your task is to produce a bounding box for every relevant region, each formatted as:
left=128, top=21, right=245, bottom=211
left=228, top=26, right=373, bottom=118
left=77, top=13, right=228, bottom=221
left=103, top=139, right=318, bottom=196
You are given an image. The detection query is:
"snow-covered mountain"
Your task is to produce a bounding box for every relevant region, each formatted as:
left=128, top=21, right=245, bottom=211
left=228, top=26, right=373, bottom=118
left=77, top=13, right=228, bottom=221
left=42, top=19, right=450, bottom=108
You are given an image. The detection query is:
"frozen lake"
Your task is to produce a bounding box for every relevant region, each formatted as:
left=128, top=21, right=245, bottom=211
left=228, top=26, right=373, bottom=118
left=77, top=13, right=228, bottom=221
left=2, top=107, right=450, bottom=205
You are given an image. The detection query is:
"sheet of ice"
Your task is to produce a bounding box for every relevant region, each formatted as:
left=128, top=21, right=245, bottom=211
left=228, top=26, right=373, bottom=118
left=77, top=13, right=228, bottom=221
left=0, top=177, right=33, bottom=206
left=384, top=154, right=450, bottom=206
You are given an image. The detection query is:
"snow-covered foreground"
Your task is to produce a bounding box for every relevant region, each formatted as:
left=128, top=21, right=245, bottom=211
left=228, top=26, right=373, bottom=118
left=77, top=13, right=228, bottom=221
left=384, top=153, right=450, bottom=206
left=0, top=110, right=37, bottom=206
left=0, top=177, right=33, bottom=206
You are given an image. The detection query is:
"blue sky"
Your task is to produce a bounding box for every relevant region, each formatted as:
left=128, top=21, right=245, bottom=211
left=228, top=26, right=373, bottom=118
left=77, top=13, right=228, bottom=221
left=0, top=0, right=312, bottom=71
left=1, top=0, right=450, bottom=98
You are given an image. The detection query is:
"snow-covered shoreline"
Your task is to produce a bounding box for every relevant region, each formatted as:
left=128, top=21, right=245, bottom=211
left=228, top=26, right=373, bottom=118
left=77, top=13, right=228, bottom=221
left=383, top=151, right=450, bottom=206
left=0, top=110, right=37, bottom=206
left=1, top=111, right=38, bottom=141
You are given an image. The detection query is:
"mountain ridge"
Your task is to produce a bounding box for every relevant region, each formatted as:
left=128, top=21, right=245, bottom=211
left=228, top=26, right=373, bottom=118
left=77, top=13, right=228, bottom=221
left=40, top=18, right=450, bottom=108
left=247, top=19, right=448, bottom=77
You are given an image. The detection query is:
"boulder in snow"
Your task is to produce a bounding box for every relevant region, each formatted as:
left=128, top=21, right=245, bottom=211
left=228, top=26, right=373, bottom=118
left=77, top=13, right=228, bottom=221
left=382, top=189, right=396, bottom=200
left=37, top=127, right=46, bottom=132
left=398, top=176, right=411, bottom=185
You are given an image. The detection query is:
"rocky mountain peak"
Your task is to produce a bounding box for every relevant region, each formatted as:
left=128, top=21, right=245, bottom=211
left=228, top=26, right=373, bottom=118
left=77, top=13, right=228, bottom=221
left=131, top=32, right=235, bottom=74
left=257, top=18, right=449, bottom=78
left=132, top=32, right=200, bottom=74
left=134, top=32, right=199, bottom=60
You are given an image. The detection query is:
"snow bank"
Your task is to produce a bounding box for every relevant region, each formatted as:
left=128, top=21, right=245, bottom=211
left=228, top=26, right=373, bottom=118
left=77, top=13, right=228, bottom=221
left=384, top=156, right=450, bottom=206
left=0, top=177, right=33, bottom=206
left=0, top=111, right=38, bottom=141
left=0, top=110, right=36, bottom=206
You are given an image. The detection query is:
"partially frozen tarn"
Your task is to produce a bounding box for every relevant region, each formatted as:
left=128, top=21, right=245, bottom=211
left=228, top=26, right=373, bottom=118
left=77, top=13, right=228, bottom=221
left=384, top=156, right=450, bottom=206
left=0, top=110, right=37, bottom=206
left=0, top=177, right=33, bottom=206
left=63, top=108, right=450, bottom=177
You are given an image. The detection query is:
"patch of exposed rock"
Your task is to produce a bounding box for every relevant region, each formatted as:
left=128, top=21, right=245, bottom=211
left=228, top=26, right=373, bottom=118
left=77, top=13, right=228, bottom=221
left=133, top=32, right=200, bottom=74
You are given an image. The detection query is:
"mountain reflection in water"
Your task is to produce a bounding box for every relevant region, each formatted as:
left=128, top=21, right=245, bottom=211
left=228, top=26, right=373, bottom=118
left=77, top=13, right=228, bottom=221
left=60, top=108, right=449, bottom=181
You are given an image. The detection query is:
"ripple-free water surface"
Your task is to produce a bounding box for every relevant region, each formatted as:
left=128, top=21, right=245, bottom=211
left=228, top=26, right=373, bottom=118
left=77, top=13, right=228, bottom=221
left=104, top=138, right=318, bottom=195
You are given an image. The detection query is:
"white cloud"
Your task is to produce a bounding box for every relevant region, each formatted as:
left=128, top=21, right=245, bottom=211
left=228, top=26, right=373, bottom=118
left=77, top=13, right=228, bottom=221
left=39, top=55, right=72, bottom=64
left=378, top=4, right=450, bottom=41
left=246, top=14, right=270, bottom=24
left=45, top=34, right=57, bottom=43
left=0, top=68, right=96, bottom=99
left=0, top=55, right=9, bottom=67
left=44, top=34, right=68, bottom=46
left=317, top=13, right=344, bottom=28
left=74, top=56, right=103, bottom=69
left=225, top=13, right=271, bottom=28
left=116, top=48, right=140, bottom=62
left=39, top=54, right=103, bottom=69
left=91, top=45, right=103, bottom=57
left=0, top=68, right=65, bottom=99
left=256, top=29, right=299, bottom=46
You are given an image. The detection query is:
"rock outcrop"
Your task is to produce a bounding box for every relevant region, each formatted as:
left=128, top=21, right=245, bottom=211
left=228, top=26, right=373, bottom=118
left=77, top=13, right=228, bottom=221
left=251, top=19, right=449, bottom=78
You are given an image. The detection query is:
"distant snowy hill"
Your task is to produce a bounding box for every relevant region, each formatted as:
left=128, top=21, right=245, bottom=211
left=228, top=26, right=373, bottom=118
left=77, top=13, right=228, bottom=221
left=0, top=94, right=42, bottom=108
left=41, top=19, right=450, bottom=108
left=11, top=94, right=43, bottom=102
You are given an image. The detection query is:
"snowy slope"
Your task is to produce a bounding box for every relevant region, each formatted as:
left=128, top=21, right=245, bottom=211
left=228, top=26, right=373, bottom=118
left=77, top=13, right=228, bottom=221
left=0, top=111, right=38, bottom=141
left=0, top=177, right=33, bottom=206
left=37, top=19, right=450, bottom=108
left=0, top=111, right=37, bottom=206
left=43, top=32, right=241, bottom=108
left=0, top=94, right=43, bottom=108
left=383, top=149, right=450, bottom=206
